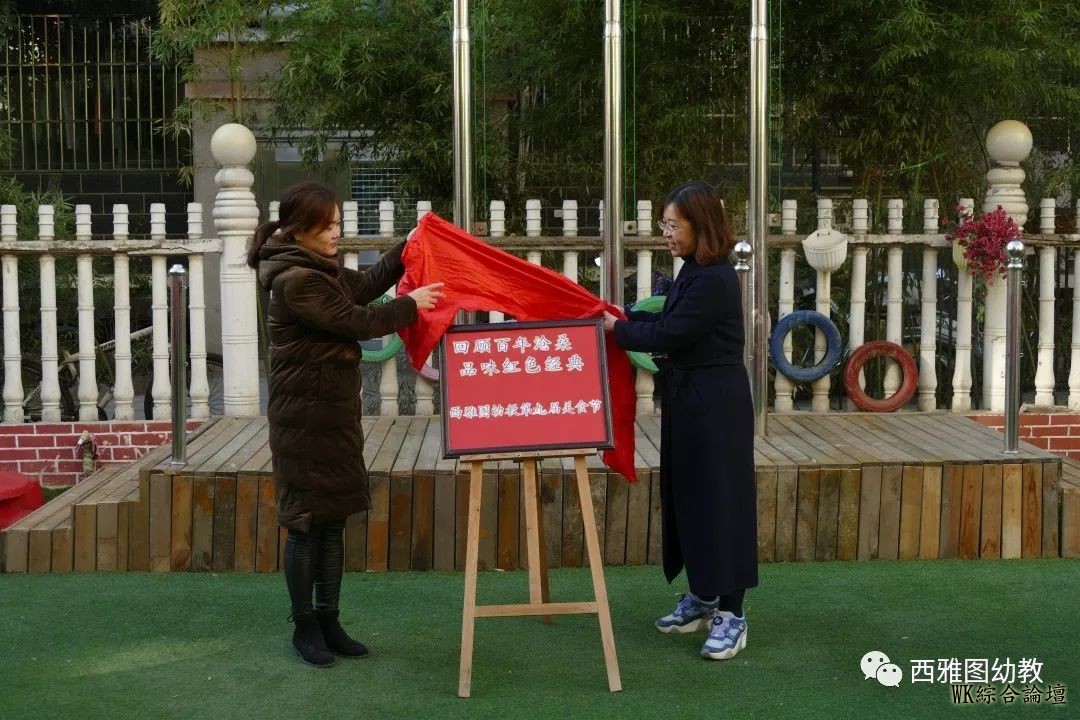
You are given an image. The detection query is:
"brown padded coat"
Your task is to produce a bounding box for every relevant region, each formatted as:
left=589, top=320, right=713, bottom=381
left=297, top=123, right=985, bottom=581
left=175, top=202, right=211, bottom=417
left=256, top=236, right=417, bottom=532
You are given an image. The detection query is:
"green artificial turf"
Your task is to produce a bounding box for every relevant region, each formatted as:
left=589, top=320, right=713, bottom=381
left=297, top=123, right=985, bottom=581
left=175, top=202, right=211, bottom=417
left=1, top=560, right=1077, bottom=719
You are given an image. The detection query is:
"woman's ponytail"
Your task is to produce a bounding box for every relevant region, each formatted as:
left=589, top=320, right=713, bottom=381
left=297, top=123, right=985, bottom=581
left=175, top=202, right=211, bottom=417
left=247, top=219, right=282, bottom=269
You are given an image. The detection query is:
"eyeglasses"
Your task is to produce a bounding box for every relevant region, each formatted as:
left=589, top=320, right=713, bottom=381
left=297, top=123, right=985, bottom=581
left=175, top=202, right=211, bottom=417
left=657, top=220, right=684, bottom=236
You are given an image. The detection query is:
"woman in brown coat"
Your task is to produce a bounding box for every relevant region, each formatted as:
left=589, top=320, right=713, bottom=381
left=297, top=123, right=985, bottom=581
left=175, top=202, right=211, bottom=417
left=247, top=182, right=443, bottom=668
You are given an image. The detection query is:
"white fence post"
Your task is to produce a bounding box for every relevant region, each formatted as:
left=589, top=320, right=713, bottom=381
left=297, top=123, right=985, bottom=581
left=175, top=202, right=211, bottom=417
left=1034, top=198, right=1056, bottom=406
left=489, top=200, right=506, bottom=323
left=812, top=198, right=833, bottom=412
left=774, top=199, right=797, bottom=411
left=952, top=198, right=975, bottom=410
left=112, top=205, right=135, bottom=420
left=211, top=123, right=262, bottom=416
left=918, top=199, right=939, bottom=410
left=982, top=120, right=1031, bottom=411
left=634, top=200, right=655, bottom=414
left=563, top=199, right=580, bottom=284
left=848, top=199, right=869, bottom=411
left=38, top=205, right=61, bottom=422
left=187, top=202, right=210, bottom=418
left=75, top=204, right=98, bottom=421
left=150, top=204, right=172, bottom=419
left=378, top=200, right=398, bottom=416
left=342, top=200, right=360, bottom=270
left=1, top=205, right=22, bottom=422
left=526, top=198, right=543, bottom=265
left=378, top=199, right=395, bottom=237
left=884, top=199, right=904, bottom=399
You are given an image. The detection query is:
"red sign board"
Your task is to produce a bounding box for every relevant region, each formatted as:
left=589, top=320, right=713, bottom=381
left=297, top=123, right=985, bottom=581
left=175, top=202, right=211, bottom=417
left=439, top=319, right=614, bottom=458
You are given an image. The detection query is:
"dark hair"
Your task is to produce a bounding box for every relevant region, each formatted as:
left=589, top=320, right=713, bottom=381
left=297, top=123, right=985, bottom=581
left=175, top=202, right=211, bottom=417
left=661, top=181, right=734, bottom=265
left=247, top=181, right=340, bottom=269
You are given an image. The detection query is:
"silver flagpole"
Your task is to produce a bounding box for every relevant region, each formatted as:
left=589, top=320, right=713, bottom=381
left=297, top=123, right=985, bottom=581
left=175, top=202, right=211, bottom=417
left=1003, top=238, right=1024, bottom=453
left=452, top=0, right=474, bottom=324
left=749, top=0, right=769, bottom=435
left=452, top=0, right=473, bottom=235
left=168, top=265, right=188, bottom=468
left=602, top=0, right=624, bottom=305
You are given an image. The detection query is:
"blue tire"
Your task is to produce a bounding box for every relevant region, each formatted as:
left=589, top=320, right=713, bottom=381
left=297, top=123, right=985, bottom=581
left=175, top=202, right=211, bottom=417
left=769, top=310, right=843, bottom=383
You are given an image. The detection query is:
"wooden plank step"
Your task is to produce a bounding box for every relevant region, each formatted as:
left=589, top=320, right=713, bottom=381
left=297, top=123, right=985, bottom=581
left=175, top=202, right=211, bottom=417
left=191, top=417, right=267, bottom=476
left=772, top=416, right=862, bottom=467
left=2, top=420, right=199, bottom=575
left=5, top=468, right=120, bottom=533
left=389, top=416, right=427, bottom=571
left=368, top=417, right=410, bottom=572
left=432, top=417, right=458, bottom=572
left=12, top=411, right=1077, bottom=573
left=1062, top=471, right=1080, bottom=558
left=935, top=415, right=1054, bottom=460
left=76, top=443, right=179, bottom=572
left=11, top=469, right=124, bottom=574
left=8, top=427, right=179, bottom=533
left=795, top=415, right=879, bottom=465
left=827, top=415, right=919, bottom=464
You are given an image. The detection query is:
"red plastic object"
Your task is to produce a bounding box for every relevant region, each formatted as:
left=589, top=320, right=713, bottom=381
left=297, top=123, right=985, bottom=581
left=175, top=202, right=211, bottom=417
left=843, top=340, right=919, bottom=412
left=0, top=471, right=45, bottom=530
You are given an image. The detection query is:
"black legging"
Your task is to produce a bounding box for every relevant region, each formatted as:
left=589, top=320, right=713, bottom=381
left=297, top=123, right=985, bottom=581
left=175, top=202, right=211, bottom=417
left=717, top=590, right=745, bottom=617
left=284, top=519, right=346, bottom=615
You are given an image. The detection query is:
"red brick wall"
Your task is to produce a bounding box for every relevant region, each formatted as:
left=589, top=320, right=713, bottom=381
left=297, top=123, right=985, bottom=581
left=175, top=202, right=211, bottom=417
left=0, top=420, right=204, bottom=487
left=968, top=413, right=1080, bottom=459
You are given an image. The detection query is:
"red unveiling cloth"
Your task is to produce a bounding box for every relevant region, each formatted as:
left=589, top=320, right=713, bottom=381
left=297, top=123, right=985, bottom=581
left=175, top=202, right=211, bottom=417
left=397, top=212, right=637, bottom=482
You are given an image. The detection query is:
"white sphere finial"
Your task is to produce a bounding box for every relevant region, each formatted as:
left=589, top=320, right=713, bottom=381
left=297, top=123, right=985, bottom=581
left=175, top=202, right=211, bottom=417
left=985, top=120, right=1032, bottom=166
left=210, top=123, right=257, bottom=166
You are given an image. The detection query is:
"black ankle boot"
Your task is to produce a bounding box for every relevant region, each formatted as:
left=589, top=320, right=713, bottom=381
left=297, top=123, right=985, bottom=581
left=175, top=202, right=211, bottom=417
left=291, top=611, right=335, bottom=667
left=316, top=610, right=369, bottom=658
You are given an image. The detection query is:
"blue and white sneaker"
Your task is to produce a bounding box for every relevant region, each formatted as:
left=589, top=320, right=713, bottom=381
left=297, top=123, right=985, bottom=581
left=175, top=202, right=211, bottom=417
left=701, top=611, right=748, bottom=660
left=655, top=593, right=718, bottom=634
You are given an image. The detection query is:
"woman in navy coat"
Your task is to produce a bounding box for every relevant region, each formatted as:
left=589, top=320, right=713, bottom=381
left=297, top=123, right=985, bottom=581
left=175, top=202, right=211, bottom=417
left=603, top=181, right=758, bottom=660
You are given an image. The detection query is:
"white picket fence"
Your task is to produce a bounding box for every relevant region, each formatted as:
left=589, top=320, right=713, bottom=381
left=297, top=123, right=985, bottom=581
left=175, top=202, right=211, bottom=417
left=1, top=122, right=1078, bottom=424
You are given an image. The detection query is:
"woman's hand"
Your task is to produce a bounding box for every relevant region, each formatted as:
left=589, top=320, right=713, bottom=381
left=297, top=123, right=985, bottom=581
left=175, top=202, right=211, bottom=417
left=602, top=311, right=619, bottom=333
left=407, top=282, right=445, bottom=310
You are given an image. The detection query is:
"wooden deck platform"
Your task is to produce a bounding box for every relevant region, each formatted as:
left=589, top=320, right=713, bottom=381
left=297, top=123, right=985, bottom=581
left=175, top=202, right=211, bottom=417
left=3, top=412, right=1077, bottom=573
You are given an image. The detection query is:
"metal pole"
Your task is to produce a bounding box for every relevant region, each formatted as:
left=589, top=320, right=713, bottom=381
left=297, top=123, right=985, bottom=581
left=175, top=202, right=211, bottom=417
left=452, top=0, right=474, bottom=325
left=168, top=265, right=188, bottom=468
left=733, top=241, right=753, bottom=372
left=749, top=0, right=769, bottom=435
left=602, top=0, right=624, bottom=305
left=452, top=0, right=473, bottom=235
left=1003, top=238, right=1024, bottom=454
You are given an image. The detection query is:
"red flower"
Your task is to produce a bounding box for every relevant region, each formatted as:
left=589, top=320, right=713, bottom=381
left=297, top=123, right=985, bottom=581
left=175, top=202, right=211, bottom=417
left=944, top=205, right=1021, bottom=284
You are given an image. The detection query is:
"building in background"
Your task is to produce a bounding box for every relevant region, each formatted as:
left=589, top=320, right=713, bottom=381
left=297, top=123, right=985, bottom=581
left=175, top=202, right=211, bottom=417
left=1, top=1, right=191, bottom=233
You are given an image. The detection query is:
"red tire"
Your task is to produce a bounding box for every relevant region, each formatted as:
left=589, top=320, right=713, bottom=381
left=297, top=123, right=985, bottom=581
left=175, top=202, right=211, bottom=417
left=843, top=340, right=919, bottom=412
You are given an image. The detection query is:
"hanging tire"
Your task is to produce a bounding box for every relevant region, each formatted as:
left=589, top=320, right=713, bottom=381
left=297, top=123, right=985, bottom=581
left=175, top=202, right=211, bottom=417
left=360, top=294, right=405, bottom=363
left=624, top=295, right=666, bottom=372
left=769, top=310, right=843, bottom=383
left=416, top=358, right=440, bottom=383
left=843, top=340, right=919, bottom=412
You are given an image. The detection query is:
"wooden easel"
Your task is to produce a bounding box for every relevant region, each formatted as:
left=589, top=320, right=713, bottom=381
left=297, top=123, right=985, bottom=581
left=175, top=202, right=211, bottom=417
left=457, top=448, right=622, bottom=698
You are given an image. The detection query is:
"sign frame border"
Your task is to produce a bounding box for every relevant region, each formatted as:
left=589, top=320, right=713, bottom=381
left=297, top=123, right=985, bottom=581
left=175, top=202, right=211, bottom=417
left=438, top=317, right=615, bottom=459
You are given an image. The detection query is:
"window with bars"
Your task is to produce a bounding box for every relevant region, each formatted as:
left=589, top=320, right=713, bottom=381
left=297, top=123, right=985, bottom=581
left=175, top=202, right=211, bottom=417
left=350, top=164, right=409, bottom=234
left=0, top=14, right=186, bottom=173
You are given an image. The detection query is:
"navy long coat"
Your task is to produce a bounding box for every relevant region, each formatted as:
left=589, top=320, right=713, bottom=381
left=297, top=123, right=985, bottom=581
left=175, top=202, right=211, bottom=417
left=613, top=255, right=758, bottom=597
